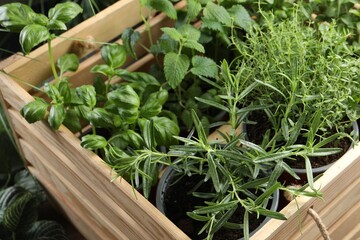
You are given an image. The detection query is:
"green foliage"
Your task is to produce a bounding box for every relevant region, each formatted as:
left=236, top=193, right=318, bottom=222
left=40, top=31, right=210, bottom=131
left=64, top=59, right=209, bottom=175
left=0, top=2, right=82, bottom=54
left=0, top=170, right=67, bottom=240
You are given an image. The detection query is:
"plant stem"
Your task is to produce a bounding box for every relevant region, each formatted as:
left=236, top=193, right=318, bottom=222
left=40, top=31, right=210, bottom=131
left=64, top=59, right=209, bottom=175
left=47, top=40, right=60, bottom=84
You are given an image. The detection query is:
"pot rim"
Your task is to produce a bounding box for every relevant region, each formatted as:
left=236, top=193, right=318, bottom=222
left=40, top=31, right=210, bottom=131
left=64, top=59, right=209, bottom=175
left=156, top=166, right=280, bottom=239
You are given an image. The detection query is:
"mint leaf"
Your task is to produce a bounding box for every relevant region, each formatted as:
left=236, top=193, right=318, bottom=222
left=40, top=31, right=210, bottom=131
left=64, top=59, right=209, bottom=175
left=228, top=5, right=254, bottom=32
left=183, top=40, right=205, bottom=53
left=187, top=0, right=202, bottom=20
left=204, top=2, right=231, bottom=26
left=164, top=52, right=190, bottom=89
left=161, top=27, right=182, bottom=42
left=191, top=56, right=218, bottom=78
left=148, top=0, right=177, bottom=19
left=177, top=24, right=201, bottom=41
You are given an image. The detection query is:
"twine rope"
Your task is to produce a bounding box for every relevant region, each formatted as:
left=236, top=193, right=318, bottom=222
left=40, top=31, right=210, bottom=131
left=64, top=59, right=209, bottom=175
left=308, top=208, right=331, bottom=240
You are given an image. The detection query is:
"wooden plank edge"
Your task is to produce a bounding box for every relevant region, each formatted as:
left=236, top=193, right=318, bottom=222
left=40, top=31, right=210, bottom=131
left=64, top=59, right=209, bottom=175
left=21, top=139, right=136, bottom=239
left=251, top=143, right=360, bottom=239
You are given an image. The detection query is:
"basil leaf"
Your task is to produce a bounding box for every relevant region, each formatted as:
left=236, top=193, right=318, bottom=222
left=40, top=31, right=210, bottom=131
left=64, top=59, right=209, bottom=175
left=57, top=53, right=79, bottom=75
left=109, top=130, right=144, bottom=150
left=101, top=43, right=127, bottom=69
left=107, top=85, right=140, bottom=124
left=152, top=116, right=180, bottom=146
left=87, top=108, right=114, bottom=128
left=48, top=2, right=82, bottom=24
left=19, top=24, right=50, bottom=54
left=44, top=83, right=62, bottom=103
left=47, top=19, right=67, bottom=30
left=76, top=85, right=96, bottom=109
left=20, top=98, right=48, bottom=123
left=81, top=135, right=107, bottom=150
left=121, top=28, right=140, bottom=59
left=63, top=109, right=82, bottom=132
left=90, top=64, right=114, bottom=77
left=0, top=3, right=35, bottom=32
left=117, top=71, right=160, bottom=86
left=56, top=80, right=71, bottom=103
left=48, top=104, right=65, bottom=130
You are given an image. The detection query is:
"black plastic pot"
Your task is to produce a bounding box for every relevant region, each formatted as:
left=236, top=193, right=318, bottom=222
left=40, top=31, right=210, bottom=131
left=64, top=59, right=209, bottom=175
left=156, top=167, right=280, bottom=240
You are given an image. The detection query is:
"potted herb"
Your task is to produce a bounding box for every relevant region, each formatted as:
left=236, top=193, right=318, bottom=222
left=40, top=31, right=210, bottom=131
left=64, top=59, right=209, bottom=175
left=1, top=1, right=359, bottom=239
left=232, top=11, right=360, bottom=187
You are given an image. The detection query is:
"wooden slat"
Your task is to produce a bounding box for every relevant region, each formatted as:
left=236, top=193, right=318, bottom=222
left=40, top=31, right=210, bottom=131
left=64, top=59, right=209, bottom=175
left=18, top=137, right=142, bottom=239
left=251, top=143, right=360, bottom=239
left=6, top=105, right=189, bottom=239
left=3, top=0, right=149, bottom=90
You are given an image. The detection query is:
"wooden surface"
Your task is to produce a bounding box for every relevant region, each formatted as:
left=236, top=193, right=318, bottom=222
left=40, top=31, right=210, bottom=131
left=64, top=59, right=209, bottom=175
left=251, top=143, right=360, bottom=239
left=0, top=0, right=359, bottom=239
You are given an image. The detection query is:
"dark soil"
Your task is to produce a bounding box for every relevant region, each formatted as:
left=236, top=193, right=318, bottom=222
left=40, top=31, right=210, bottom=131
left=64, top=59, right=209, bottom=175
left=246, top=111, right=354, bottom=170
left=161, top=173, right=266, bottom=240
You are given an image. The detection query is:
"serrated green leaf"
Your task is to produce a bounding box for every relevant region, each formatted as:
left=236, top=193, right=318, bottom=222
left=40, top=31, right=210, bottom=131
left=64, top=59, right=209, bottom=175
left=0, top=3, right=35, bottom=32
left=81, top=135, right=107, bottom=150
left=161, top=27, right=182, bottom=42
left=101, top=43, right=127, bottom=69
left=48, top=104, right=65, bottom=130
left=48, top=2, right=82, bottom=24
left=24, top=220, right=68, bottom=240
left=19, top=24, right=50, bottom=54
left=187, top=0, right=202, bottom=20
left=177, top=24, right=201, bottom=41
left=204, top=2, right=231, bottom=26
left=20, top=98, right=48, bottom=123
left=148, top=0, right=177, bottom=19
left=228, top=5, right=254, bottom=32
left=57, top=53, right=79, bottom=75
left=201, top=17, right=224, bottom=31
left=183, top=39, right=205, bottom=53
left=191, top=56, right=218, bottom=78
left=164, top=52, right=190, bottom=89
left=121, top=28, right=140, bottom=59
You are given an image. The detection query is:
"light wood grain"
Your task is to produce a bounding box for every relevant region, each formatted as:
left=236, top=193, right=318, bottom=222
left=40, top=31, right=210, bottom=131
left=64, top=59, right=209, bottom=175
left=251, top=143, right=360, bottom=239
left=3, top=0, right=149, bottom=90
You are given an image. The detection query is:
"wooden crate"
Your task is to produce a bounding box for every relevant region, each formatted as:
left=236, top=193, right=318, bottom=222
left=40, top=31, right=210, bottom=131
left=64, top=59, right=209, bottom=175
left=0, top=1, right=359, bottom=239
